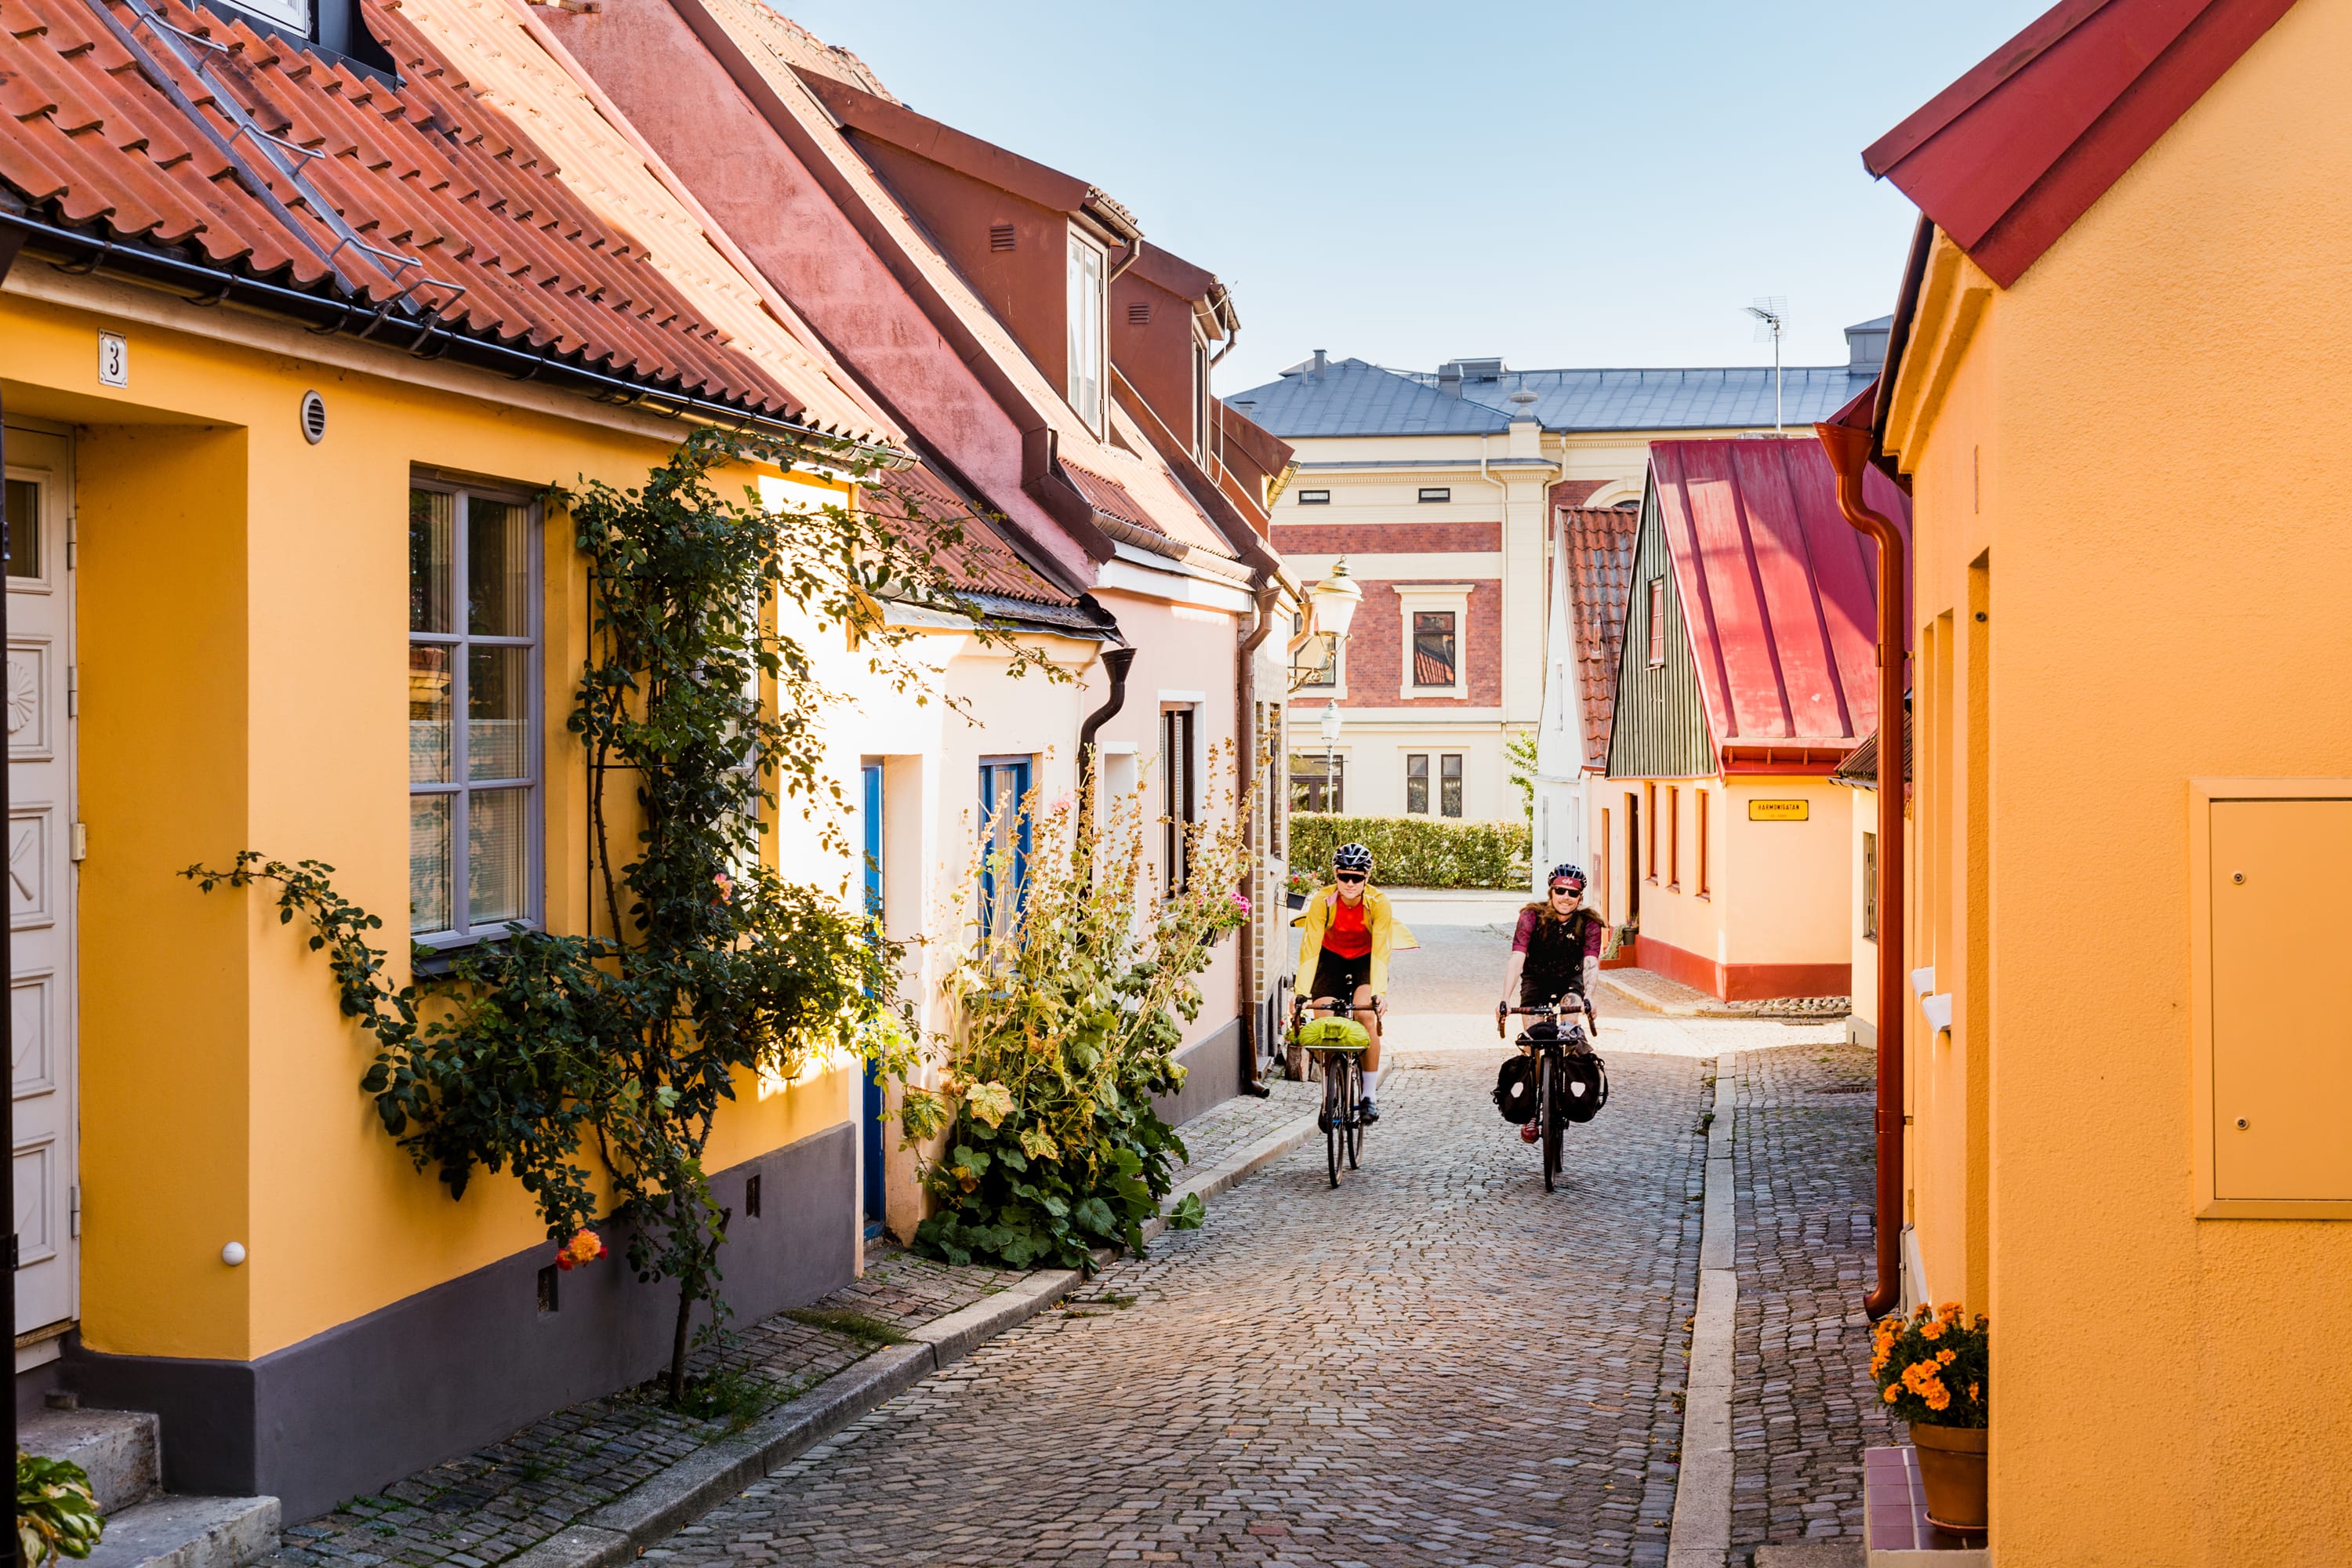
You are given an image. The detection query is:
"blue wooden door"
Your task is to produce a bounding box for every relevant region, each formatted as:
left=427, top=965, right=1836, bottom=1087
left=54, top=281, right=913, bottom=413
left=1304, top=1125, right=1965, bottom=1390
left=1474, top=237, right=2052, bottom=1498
left=975, top=758, right=1032, bottom=936
left=861, top=764, right=886, bottom=1228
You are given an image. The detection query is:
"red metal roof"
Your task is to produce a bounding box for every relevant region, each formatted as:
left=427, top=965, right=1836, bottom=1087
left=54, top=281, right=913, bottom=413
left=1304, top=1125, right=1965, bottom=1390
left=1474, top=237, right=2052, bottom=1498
left=1559, top=505, right=1639, bottom=770
left=1649, top=437, right=1910, bottom=758
left=0, top=0, right=890, bottom=437
left=1864, top=0, right=2299, bottom=287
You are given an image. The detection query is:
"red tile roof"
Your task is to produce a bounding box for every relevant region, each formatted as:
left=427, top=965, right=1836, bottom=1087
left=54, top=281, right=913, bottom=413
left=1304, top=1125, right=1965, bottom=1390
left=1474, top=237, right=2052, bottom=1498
left=0, top=0, right=890, bottom=438
left=861, top=457, right=1080, bottom=609
left=1559, top=505, right=1639, bottom=769
left=1649, top=437, right=1909, bottom=757
left=1864, top=0, right=2299, bottom=287
left=1062, top=456, right=1239, bottom=567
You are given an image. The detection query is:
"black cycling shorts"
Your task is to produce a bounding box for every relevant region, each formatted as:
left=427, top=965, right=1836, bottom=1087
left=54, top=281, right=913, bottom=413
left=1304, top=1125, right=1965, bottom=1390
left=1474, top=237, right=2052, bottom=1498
left=1310, top=949, right=1373, bottom=1001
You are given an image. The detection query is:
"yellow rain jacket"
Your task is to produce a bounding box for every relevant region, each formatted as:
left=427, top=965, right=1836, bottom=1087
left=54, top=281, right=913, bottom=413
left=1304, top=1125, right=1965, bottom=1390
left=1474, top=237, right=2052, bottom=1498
left=1291, top=884, right=1418, bottom=997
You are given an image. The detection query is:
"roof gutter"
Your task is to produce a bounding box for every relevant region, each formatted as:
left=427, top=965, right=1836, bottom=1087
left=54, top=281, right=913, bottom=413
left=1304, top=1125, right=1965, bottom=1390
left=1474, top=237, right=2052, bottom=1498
left=1816, top=416, right=1908, bottom=1323
left=1868, top=216, right=1935, bottom=492
left=0, top=208, right=901, bottom=462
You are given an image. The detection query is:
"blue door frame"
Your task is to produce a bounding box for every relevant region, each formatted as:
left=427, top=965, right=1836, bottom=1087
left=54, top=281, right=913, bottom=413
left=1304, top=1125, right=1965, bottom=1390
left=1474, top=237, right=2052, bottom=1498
left=976, top=758, right=1032, bottom=936
left=861, top=764, right=886, bottom=1227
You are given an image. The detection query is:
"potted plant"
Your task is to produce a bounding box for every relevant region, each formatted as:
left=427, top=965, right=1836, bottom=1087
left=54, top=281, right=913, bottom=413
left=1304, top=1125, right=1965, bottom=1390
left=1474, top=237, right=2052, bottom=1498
left=1871, top=1303, right=1988, bottom=1532
left=1286, top=865, right=1314, bottom=911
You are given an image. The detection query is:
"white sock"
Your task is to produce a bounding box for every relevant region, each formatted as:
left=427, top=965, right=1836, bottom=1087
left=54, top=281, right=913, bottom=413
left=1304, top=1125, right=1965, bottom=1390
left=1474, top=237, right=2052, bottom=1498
left=1360, top=1069, right=1381, bottom=1101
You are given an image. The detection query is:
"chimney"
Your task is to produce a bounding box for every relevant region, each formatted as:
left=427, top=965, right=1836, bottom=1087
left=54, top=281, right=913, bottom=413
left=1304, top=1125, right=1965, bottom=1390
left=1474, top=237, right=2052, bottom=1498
left=1437, top=361, right=1462, bottom=397
left=1312, top=349, right=1328, bottom=377
left=1845, top=315, right=1893, bottom=376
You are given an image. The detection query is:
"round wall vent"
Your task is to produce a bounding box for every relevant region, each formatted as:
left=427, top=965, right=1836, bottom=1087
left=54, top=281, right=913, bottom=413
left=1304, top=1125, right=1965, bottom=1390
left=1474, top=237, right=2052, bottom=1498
left=299, top=390, right=327, bottom=445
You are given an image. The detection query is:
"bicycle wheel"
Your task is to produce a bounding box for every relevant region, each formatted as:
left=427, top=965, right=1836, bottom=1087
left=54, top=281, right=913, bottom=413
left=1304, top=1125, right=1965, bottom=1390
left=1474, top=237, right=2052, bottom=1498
left=1541, top=1053, right=1564, bottom=1191
left=1345, top=1055, right=1363, bottom=1171
left=1325, top=1061, right=1345, bottom=1189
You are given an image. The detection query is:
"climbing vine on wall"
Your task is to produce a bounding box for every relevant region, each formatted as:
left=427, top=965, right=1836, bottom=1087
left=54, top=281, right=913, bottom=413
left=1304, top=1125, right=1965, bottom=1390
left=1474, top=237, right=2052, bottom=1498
left=191, top=427, right=1049, bottom=1402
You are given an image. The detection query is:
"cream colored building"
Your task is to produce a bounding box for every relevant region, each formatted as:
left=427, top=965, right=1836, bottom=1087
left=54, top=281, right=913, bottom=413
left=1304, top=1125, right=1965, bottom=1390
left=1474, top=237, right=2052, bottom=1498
left=1227, top=325, right=1889, bottom=866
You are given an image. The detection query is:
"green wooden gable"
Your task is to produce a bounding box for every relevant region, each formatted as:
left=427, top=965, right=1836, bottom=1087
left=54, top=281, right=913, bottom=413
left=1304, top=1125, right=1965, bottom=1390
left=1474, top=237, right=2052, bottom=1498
left=1604, top=479, right=1715, bottom=781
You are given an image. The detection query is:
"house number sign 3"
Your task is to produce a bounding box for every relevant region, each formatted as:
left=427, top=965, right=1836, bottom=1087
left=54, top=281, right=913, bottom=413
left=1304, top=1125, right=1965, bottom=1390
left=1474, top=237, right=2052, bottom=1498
left=98, top=330, right=129, bottom=387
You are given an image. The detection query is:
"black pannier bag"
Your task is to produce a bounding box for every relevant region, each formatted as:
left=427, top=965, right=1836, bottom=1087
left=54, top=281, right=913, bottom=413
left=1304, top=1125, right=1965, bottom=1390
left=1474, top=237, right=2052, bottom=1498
left=1555, top=1050, right=1609, bottom=1123
left=1493, top=1054, right=1540, bottom=1123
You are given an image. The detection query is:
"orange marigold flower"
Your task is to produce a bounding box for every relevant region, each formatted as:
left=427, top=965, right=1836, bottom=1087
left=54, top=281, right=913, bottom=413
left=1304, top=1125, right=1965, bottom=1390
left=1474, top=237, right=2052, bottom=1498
left=1882, top=1385, right=1900, bottom=1404
left=1925, top=1385, right=1951, bottom=1411
left=1937, top=1301, right=1962, bottom=1320
left=1937, top=1348, right=1956, bottom=1366
left=1969, top=1382, right=1981, bottom=1400
left=1919, top=1320, right=1944, bottom=1341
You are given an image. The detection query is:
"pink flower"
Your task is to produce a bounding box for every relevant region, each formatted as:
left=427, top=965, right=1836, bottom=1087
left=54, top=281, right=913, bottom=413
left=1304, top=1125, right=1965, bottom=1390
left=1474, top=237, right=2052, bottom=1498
left=1231, top=894, right=1251, bottom=914
left=712, top=871, right=733, bottom=903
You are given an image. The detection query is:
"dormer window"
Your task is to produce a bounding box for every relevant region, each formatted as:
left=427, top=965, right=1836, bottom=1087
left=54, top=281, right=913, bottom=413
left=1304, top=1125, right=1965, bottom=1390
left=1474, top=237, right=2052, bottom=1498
left=1194, top=337, right=1214, bottom=463
left=1066, top=234, right=1106, bottom=433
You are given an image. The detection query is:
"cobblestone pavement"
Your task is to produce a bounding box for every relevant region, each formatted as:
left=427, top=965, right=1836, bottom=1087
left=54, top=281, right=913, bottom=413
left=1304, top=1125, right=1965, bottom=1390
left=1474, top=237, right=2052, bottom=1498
left=265, top=1083, right=1313, bottom=1568
left=1726, top=1041, right=1895, bottom=1556
left=638, top=1038, right=1712, bottom=1568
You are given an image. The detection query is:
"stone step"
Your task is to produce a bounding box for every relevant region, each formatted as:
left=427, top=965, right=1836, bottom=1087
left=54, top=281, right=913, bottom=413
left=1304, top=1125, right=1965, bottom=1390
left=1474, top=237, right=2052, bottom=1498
left=82, top=1494, right=281, bottom=1568
left=20, top=1409, right=161, bottom=1514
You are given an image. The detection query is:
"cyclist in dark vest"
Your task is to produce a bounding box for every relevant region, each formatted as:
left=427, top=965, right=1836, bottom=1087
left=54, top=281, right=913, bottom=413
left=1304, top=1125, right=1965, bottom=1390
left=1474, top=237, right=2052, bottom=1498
left=1498, top=866, right=1606, bottom=1135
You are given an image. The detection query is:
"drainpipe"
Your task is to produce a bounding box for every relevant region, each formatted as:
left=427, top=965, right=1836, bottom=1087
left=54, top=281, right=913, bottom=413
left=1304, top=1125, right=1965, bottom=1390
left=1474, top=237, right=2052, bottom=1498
left=0, top=223, right=19, bottom=1490
left=1108, top=236, right=1145, bottom=285
left=1078, top=645, right=1137, bottom=774
left=1816, top=419, right=1907, bottom=1322
left=1235, top=581, right=1283, bottom=1097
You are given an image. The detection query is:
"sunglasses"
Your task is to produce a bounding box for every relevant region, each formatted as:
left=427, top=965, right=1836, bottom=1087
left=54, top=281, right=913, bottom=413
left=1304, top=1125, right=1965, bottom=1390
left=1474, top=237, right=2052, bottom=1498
left=1549, top=884, right=1584, bottom=897
left=1335, top=873, right=1367, bottom=884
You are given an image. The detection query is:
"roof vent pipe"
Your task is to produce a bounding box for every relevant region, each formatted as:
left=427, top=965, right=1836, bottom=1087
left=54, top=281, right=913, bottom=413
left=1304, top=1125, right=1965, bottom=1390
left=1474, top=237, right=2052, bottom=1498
left=1311, top=349, right=1327, bottom=377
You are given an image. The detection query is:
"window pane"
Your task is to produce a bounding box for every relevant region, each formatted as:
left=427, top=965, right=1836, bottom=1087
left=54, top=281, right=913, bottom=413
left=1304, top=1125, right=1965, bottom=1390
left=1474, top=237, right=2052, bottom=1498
left=1289, top=753, right=1342, bottom=815
left=468, top=644, right=532, bottom=781
left=1066, top=237, right=1105, bottom=429
left=1441, top=753, right=1463, bottom=818
left=468, top=497, right=531, bottom=636
left=408, top=644, right=451, bottom=784
left=410, top=489, right=454, bottom=633
left=410, top=793, right=452, bottom=934
left=1406, top=753, right=1428, bottom=815
left=467, top=787, right=532, bottom=927
left=5, top=479, right=38, bottom=579
left=1413, top=611, right=1457, bottom=687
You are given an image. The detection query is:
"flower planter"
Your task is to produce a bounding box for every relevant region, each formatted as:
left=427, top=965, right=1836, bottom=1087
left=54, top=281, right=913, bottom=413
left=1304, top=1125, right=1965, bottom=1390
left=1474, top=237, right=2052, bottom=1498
left=1286, top=891, right=1308, bottom=910
left=1908, top=1422, right=1987, bottom=1533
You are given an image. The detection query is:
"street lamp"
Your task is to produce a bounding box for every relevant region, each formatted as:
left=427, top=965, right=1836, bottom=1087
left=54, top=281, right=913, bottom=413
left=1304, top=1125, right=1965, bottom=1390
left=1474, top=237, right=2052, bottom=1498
left=1318, top=699, right=1342, bottom=812
left=1290, top=557, right=1362, bottom=694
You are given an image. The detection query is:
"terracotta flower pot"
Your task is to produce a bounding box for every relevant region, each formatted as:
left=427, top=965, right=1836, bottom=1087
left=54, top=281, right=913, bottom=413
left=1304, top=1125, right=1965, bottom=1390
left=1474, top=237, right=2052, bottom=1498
left=1909, top=1421, right=1988, bottom=1533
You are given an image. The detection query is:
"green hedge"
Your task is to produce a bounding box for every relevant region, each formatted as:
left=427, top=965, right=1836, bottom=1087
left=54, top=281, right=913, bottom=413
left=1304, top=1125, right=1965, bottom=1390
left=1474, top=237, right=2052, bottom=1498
left=1288, top=813, right=1531, bottom=891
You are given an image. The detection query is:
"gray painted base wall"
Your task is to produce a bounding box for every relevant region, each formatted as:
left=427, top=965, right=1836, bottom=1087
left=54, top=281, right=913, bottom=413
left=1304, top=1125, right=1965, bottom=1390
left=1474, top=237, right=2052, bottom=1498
left=1154, top=1017, right=1242, bottom=1129
left=67, top=1122, right=855, bottom=1520
left=1847, top=1016, right=1877, bottom=1051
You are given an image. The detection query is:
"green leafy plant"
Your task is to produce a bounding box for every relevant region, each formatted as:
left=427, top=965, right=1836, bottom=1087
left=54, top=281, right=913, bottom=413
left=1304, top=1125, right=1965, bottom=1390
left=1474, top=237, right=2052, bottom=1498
left=783, top=1307, right=913, bottom=1345
left=909, top=763, right=1248, bottom=1271
left=1507, top=731, right=1540, bottom=824
left=1871, top=1303, right=1989, bottom=1428
left=189, top=429, right=1055, bottom=1403
left=1288, top=812, right=1531, bottom=889
left=16, top=1452, right=102, bottom=1567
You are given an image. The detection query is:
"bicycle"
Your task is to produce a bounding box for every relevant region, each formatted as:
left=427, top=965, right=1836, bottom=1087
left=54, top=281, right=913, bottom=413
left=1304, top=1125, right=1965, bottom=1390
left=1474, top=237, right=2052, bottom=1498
left=1291, top=992, right=1377, bottom=1188
left=1498, top=998, right=1603, bottom=1192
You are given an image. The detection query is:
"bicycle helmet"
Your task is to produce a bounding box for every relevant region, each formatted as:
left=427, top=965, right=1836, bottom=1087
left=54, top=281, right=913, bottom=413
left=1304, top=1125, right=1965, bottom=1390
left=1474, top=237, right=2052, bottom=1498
left=1333, top=843, right=1374, bottom=875
left=1548, top=862, right=1588, bottom=893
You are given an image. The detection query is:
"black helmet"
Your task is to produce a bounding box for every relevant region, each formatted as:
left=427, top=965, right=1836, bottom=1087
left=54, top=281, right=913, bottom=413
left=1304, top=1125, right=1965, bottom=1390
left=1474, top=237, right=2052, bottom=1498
left=1333, top=842, right=1374, bottom=874
left=1548, top=862, right=1587, bottom=893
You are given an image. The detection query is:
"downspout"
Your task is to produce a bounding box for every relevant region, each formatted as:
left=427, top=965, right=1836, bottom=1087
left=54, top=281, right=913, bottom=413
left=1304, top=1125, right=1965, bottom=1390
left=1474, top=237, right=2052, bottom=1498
left=1816, top=418, right=1907, bottom=1322
left=1078, top=645, right=1137, bottom=775
left=1235, top=580, right=1283, bottom=1096
left=0, top=220, right=20, bottom=1490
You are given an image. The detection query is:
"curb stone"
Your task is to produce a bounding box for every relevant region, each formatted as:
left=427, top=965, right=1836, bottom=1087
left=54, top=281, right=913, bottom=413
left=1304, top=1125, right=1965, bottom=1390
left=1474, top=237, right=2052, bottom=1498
left=1668, top=1052, right=1739, bottom=1568
left=492, top=1105, right=1325, bottom=1568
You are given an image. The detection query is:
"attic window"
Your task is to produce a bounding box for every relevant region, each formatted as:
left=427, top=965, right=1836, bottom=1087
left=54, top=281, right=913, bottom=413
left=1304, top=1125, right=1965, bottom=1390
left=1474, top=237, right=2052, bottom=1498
left=1646, top=578, right=1666, bottom=667
left=989, top=223, right=1016, bottom=252
left=1297, top=489, right=1331, bottom=506
left=1128, top=302, right=1152, bottom=325
left=1417, top=487, right=1451, bottom=504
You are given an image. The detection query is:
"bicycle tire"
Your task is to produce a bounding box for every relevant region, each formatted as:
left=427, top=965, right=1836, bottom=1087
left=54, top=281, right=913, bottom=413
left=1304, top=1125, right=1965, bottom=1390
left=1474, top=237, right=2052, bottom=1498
left=1540, top=1054, right=1560, bottom=1192
left=1325, top=1060, right=1345, bottom=1189
left=1346, top=1053, right=1363, bottom=1171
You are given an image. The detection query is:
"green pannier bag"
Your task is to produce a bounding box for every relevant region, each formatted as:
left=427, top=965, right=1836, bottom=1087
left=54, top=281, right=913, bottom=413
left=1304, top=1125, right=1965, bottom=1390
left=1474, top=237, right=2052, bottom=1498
left=1297, top=1016, right=1372, bottom=1053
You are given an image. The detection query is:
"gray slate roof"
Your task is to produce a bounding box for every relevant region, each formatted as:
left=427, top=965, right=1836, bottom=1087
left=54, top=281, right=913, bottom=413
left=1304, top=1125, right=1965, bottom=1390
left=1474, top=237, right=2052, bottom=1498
left=1227, top=358, right=1876, bottom=439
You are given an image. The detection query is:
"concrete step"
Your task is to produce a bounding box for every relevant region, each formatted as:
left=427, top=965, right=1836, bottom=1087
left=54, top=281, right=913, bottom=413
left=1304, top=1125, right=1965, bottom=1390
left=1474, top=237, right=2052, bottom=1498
left=19, top=1409, right=161, bottom=1514
left=82, top=1494, right=281, bottom=1568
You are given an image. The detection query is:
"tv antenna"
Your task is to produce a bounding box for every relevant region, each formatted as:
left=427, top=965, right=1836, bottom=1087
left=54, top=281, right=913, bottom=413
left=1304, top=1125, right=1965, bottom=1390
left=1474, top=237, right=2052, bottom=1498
left=1745, top=296, right=1787, bottom=433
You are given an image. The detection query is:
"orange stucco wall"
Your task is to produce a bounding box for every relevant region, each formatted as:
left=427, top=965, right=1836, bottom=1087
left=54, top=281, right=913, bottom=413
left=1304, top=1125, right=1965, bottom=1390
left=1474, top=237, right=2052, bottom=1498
left=1882, top=2, right=2352, bottom=1557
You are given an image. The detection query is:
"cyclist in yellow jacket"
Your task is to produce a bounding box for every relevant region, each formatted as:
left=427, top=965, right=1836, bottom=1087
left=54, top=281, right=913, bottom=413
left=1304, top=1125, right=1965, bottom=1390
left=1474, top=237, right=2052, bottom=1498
left=1294, top=842, right=1415, bottom=1123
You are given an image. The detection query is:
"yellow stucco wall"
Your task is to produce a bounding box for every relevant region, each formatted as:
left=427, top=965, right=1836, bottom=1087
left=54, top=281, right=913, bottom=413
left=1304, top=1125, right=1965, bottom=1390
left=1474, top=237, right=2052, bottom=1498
left=1882, top=2, right=2352, bottom=1556
left=6, top=286, right=855, bottom=1364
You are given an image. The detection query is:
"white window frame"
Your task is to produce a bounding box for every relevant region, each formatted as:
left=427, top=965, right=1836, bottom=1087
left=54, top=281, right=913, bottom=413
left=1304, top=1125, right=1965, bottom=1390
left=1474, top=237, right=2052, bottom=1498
left=409, top=476, right=544, bottom=951
left=1066, top=233, right=1107, bottom=434
left=1397, top=583, right=1472, bottom=699
left=1295, top=489, right=1332, bottom=506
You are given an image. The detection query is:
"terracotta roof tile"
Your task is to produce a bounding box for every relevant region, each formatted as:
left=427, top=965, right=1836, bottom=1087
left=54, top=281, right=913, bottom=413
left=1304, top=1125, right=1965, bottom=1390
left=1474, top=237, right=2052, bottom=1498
left=0, top=0, right=892, bottom=439
left=1561, top=505, right=1639, bottom=769
left=861, top=457, right=1079, bottom=610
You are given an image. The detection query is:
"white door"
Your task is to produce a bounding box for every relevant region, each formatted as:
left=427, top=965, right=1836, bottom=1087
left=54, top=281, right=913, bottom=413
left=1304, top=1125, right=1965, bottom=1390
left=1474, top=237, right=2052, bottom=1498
left=6, top=423, right=78, bottom=1358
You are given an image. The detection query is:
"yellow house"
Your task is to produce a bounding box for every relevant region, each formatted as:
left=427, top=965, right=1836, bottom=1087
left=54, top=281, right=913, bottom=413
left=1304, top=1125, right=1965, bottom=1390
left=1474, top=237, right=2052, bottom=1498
left=1, top=0, right=908, bottom=1516
left=1596, top=437, right=1900, bottom=1001
left=1847, top=0, right=2352, bottom=1557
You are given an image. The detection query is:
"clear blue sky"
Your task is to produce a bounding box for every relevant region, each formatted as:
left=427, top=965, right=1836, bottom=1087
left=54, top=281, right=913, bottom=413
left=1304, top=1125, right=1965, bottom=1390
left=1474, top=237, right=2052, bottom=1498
left=774, top=2, right=2051, bottom=393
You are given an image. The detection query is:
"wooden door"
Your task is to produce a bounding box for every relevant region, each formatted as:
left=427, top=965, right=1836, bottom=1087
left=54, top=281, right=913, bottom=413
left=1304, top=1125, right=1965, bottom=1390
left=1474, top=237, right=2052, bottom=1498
left=6, top=423, right=78, bottom=1352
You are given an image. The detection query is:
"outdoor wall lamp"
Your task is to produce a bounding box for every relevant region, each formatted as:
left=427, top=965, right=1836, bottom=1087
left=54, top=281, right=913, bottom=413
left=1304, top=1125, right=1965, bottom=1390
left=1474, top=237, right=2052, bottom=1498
left=1287, top=557, right=1363, bottom=693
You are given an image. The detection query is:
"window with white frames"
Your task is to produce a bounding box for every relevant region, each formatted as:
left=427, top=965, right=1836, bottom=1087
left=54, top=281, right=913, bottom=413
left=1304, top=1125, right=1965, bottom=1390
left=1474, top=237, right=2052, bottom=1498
left=1066, top=234, right=1106, bottom=432
left=410, top=481, right=540, bottom=946
left=1194, top=336, right=1215, bottom=463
